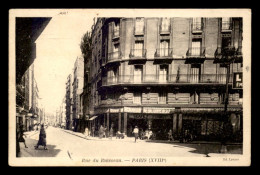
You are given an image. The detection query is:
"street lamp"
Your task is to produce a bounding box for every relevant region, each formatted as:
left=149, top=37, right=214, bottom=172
left=217, top=46, right=236, bottom=153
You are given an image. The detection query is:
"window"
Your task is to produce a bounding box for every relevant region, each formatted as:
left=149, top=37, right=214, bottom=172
left=113, top=22, right=120, bottom=37
left=222, top=37, right=231, bottom=48
left=134, top=65, right=142, bottom=83
left=190, top=64, right=201, bottom=83
left=107, top=67, right=118, bottom=84
left=134, top=41, right=144, bottom=57
left=192, top=18, right=202, bottom=31
left=158, top=92, right=167, bottom=104
left=135, top=18, right=144, bottom=35
left=159, top=65, right=168, bottom=82
left=113, top=43, right=120, bottom=58
left=133, top=92, right=141, bottom=104
left=160, top=40, right=170, bottom=56
left=222, top=17, right=231, bottom=30
left=161, top=18, right=170, bottom=32
left=191, top=39, right=202, bottom=56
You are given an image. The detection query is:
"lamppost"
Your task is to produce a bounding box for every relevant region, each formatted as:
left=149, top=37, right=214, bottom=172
left=218, top=46, right=236, bottom=153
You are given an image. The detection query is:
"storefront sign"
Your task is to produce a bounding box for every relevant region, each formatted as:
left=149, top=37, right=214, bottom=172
left=129, top=114, right=145, bottom=119
left=181, top=108, right=241, bottom=112
left=124, top=107, right=142, bottom=113
left=143, top=107, right=174, bottom=114
left=109, top=108, right=123, bottom=113
left=233, top=72, right=242, bottom=89
left=146, top=115, right=172, bottom=120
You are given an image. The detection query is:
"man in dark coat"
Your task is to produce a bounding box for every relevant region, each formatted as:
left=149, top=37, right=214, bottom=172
left=18, top=124, right=28, bottom=148
left=35, top=124, right=48, bottom=150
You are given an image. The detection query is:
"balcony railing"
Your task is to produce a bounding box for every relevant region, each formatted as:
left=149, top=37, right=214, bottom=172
left=101, top=74, right=233, bottom=86
left=186, top=47, right=205, bottom=57
left=108, top=51, right=121, bottom=62
left=129, top=49, right=147, bottom=58
left=154, top=48, right=173, bottom=58
left=192, top=22, right=203, bottom=32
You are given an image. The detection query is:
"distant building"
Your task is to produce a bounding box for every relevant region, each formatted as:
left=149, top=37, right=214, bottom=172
left=18, top=63, right=41, bottom=131
left=72, top=57, right=84, bottom=132
left=65, top=74, right=73, bottom=130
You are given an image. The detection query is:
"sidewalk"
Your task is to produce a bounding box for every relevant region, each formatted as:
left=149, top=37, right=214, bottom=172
left=61, top=129, right=140, bottom=142
left=24, top=130, right=39, bottom=138
left=61, top=129, right=242, bottom=145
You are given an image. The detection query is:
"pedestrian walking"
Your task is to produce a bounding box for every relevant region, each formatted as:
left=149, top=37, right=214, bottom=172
left=34, top=124, right=48, bottom=150
left=168, top=129, right=174, bottom=141
left=91, top=126, right=95, bottom=137
left=109, top=127, right=114, bottom=139
left=132, top=126, right=139, bottom=143
left=18, top=124, right=28, bottom=148
left=103, top=127, right=107, bottom=138
left=99, top=125, right=104, bottom=139
left=84, top=127, right=89, bottom=138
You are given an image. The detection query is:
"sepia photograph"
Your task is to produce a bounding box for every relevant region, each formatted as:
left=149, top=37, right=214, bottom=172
left=9, top=9, right=251, bottom=166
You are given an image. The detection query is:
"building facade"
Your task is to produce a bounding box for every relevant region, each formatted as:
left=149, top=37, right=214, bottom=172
left=17, top=63, right=41, bottom=131
left=72, top=57, right=84, bottom=132
left=89, top=17, right=243, bottom=141
left=65, top=74, right=73, bottom=130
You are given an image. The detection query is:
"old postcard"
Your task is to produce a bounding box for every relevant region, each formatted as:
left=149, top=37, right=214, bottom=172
left=9, top=9, right=251, bottom=166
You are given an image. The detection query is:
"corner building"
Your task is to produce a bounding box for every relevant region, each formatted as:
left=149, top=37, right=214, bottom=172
left=90, top=17, right=243, bottom=141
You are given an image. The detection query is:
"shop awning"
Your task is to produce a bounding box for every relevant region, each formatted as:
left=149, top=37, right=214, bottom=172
left=88, top=116, right=98, bottom=121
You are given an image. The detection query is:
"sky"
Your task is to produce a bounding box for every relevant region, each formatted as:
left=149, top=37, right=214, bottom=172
left=33, top=13, right=95, bottom=115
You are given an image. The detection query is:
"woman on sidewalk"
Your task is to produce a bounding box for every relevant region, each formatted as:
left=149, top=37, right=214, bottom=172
left=35, top=124, right=48, bottom=150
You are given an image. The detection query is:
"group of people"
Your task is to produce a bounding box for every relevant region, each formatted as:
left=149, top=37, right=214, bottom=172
left=83, top=125, right=194, bottom=143
left=17, top=123, right=48, bottom=151
left=84, top=125, right=114, bottom=139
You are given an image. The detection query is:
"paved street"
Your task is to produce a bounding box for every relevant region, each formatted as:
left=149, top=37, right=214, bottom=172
left=18, top=126, right=242, bottom=158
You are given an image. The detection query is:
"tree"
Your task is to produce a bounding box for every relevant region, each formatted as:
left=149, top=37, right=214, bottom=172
left=80, top=31, right=92, bottom=64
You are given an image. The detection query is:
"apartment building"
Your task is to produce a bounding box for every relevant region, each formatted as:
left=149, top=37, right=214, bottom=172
left=72, top=57, right=84, bottom=132
left=65, top=74, right=73, bottom=130
left=89, top=17, right=243, bottom=141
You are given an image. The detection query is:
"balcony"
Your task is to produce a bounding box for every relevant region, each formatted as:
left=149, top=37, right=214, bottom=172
left=100, top=74, right=233, bottom=87
left=185, top=47, right=206, bottom=64
left=129, top=49, right=147, bottom=64
left=107, top=51, right=121, bottom=63
left=192, top=22, right=203, bottom=33
left=234, top=46, right=243, bottom=63
left=214, top=46, right=236, bottom=63
left=154, top=48, right=173, bottom=64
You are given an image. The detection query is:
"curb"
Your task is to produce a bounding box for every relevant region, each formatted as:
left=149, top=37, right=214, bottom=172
left=61, top=129, right=242, bottom=146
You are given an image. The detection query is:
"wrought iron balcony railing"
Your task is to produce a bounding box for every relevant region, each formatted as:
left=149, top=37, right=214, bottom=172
left=154, top=48, right=173, bottom=58
left=192, top=22, right=203, bottom=32
left=129, top=49, right=147, bottom=58
left=107, top=51, right=121, bottom=62
left=101, top=74, right=233, bottom=86
left=186, top=47, right=205, bottom=57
